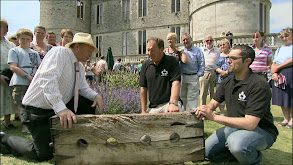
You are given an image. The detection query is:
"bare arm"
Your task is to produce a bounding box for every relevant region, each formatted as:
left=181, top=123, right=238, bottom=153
left=10, top=63, right=33, bottom=81
left=167, top=80, right=181, bottom=112
left=271, top=58, right=293, bottom=73
left=178, top=49, right=189, bottom=64
left=140, top=87, right=148, bottom=114
left=195, top=99, right=260, bottom=131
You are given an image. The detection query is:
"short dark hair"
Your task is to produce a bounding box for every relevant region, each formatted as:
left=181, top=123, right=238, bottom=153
left=232, top=45, right=255, bottom=65
left=147, top=37, right=164, bottom=49
left=117, top=58, right=121, bottom=61
left=100, top=55, right=105, bottom=59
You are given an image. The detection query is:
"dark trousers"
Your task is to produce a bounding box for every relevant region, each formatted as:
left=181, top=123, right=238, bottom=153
left=1, top=95, right=95, bottom=161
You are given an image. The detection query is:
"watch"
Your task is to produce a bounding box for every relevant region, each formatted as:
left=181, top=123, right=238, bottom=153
left=23, top=73, right=29, bottom=79
left=169, top=101, right=179, bottom=106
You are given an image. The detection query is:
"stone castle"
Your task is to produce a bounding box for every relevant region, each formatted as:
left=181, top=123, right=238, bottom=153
left=40, top=0, right=271, bottom=58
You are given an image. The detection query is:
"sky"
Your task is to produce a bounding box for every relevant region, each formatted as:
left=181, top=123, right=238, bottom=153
left=1, top=0, right=292, bottom=38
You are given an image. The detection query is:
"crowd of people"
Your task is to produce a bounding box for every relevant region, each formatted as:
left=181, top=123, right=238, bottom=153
left=1, top=16, right=292, bottom=164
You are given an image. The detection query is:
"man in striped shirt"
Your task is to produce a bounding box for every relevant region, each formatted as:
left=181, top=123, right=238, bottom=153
left=1, top=33, right=104, bottom=161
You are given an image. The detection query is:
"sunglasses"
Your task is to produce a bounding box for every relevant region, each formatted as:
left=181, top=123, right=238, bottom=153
left=227, top=56, right=243, bottom=61
left=205, top=39, right=213, bottom=42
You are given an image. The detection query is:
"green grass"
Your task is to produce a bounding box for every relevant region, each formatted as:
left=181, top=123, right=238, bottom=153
left=1, top=105, right=292, bottom=165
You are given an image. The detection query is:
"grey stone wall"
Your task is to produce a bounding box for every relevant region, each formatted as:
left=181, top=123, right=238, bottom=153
left=91, top=0, right=189, bottom=57
left=40, top=0, right=91, bottom=43
left=189, top=0, right=271, bottom=40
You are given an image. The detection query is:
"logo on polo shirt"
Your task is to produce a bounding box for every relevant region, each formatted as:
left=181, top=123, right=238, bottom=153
left=238, top=91, right=247, bottom=101
left=161, top=69, right=168, bottom=76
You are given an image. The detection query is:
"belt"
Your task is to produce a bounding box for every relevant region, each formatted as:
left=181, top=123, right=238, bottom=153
left=21, top=104, right=53, bottom=112
left=182, top=73, right=197, bottom=75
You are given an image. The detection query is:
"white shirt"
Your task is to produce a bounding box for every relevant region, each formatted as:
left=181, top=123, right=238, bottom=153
left=22, top=46, right=98, bottom=114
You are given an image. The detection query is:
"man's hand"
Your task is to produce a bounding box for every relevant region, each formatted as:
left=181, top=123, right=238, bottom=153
left=1, top=75, right=8, bottom=85
left=194, top=105, right=215, bottom=121
left=166, top=104, right=179, bottom=113
left=92, top=95, right=104, bottom=114
left=57, top=109, right=77, bottom=128
left=220, top=70, right=229, bottom=77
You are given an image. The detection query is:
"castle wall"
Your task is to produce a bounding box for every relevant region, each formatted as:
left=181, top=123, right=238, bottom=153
left=189, top=0, right=271, bottom=40
left=40, top=0, right=91, bottom=43
left=91, top=0, right=189, bottom=57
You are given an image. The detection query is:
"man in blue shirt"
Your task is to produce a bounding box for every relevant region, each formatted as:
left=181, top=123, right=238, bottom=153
left=180, top=33, right=205, bottom=111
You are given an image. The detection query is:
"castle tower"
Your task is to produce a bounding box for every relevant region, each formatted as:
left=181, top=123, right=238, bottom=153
left=39, top=0, right=92, bottom=43
left=189, top=0, right=271, bottom=40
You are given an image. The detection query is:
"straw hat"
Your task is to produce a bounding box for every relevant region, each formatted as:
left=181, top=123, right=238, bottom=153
left=65, top=32, right=98, bottom=53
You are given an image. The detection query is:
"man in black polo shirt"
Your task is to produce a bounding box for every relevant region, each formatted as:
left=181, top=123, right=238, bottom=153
left=140, top=37, right=181, bottom=114
left=194, top=45, right=278, bottom=164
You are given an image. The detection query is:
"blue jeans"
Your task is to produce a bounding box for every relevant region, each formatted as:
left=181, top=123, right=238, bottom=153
left=205, top=126, right=275, bottom=165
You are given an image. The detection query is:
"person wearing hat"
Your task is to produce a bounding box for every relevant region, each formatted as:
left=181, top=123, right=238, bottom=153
left=0, top=33, right=104, bottom=161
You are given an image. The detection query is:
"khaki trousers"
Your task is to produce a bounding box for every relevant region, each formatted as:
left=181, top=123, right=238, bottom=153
left=199, top=71, right=216, bottom=105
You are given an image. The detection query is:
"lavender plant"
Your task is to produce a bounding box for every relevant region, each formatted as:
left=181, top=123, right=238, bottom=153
left=93, top=71, right=141, bottom=114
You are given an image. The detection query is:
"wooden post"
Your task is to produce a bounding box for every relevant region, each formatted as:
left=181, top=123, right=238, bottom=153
left=50, top=111, right=204, bottom=165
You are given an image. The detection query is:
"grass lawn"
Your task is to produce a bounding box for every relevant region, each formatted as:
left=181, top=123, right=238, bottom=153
left=1, top=105, right=292, bottom=165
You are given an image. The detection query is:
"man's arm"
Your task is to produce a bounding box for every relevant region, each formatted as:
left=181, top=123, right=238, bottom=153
left=195, top=99, right=260, bottom=131
left=178, top=49, right=189, bottom=64
left=197, top=50, right=205, bottom=77
left=167, top=80, right=180, bottom=112
left=140, top=87, right=148, bottom=114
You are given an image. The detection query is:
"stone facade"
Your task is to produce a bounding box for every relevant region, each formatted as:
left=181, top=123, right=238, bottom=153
left=40, top=0, right=271, bottom=59
left=190, top=0, right=271, bottom=40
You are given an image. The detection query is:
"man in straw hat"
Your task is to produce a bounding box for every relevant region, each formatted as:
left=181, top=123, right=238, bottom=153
left=0, top=33, right=104, bottom=161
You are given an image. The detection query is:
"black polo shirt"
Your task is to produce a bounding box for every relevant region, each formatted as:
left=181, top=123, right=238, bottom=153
left=139, top=55, right=181, bottom=108
left=214, top=69, right=278, bottom=140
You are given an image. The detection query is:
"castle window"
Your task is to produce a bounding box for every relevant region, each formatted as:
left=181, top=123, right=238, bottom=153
left=97, top=4, right=104, bottom=24
left=138, top=30, right=146, bottom=54
left=122, top=0, right=130, bottom=20
left=77, top=0, right=84, bottom=19
left=171, top=0, right=180, bottom=13
left=138, top=0, right=147, bottom=17
left=171, top=26, right=181, bottom=43
left=259, top=3, right=267, bottom=33
left=96, top=36, right=102, bottom=57
left=122, top=32, right=130, bottom=55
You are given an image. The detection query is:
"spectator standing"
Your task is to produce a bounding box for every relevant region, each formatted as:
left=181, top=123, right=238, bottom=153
left=93, top=55, right=108, bottom=83
left=46, top=31, right=57, bottom=46
left=215, top=39, right=233, bottom=115
left=180, top=33, right=205, bottom=110
left=220, top=31, right=226, bottom=37
left=271, top=27, right=293, bottom=129
left=84, top=60, right=94, bottom=86
left=200, top=36, right=220, bottom=105
left=226, top=30, right=233, bottom=47
left=137, top=59, right=145, bottom=75
left=164, top=33, right=189, bottom=63
left=58, top=29, right=73, bottom=46
left=8, top=34, right=19, bottom=46
left=250, top=31, right=273, bottom=81
left=30, top=26, right=52, bottom=60
left=140, top=37, right=182, bottom=114
left=8, top=29, right=41, bottom=134
left=0, top=18, right=18, bottom=129
left=113, top=58, right=124, bottom=73
left=0, top=33, right=104, bottom=161
left=195, top=45, right=278, bottom=164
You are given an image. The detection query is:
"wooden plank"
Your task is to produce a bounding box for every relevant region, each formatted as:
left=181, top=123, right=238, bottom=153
left=51, top=111, right=205, bottom=165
